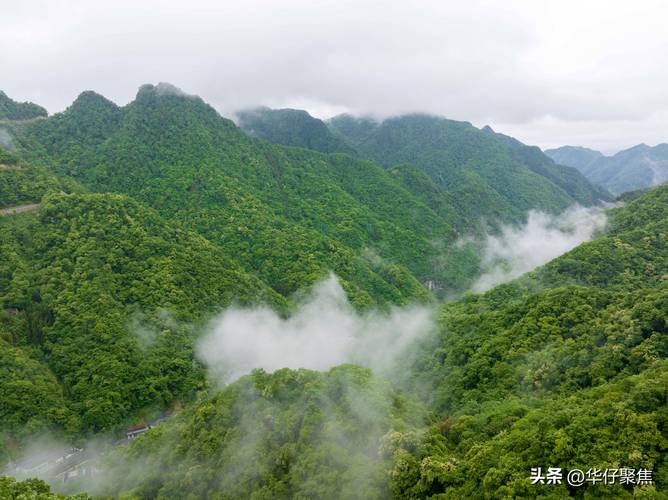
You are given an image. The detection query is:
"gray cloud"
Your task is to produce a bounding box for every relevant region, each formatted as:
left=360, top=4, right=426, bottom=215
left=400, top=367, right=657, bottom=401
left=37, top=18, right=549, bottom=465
left=1, top=1, right=667, bottom=153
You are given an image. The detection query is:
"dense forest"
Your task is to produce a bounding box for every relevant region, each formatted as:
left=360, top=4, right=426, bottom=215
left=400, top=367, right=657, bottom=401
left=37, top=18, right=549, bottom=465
left=326, top=113, right=610, bottom=220
left=0, top=86, right=665, bottom=498
left=238, top=107, right=610, bottom=223
left=40, top=183, right=663, bottom=499
left=0, top=91, right=48, bottom=121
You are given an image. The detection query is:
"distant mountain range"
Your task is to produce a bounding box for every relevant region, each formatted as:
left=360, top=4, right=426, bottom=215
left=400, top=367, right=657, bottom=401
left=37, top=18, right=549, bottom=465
left=237, top=107, right=610, bottom=223
left=545, top=143, right=668, bottom=196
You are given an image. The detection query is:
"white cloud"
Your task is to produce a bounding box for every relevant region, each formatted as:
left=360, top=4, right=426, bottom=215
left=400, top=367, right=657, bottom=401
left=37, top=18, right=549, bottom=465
left=472, top=205, right=607, bottom=292
left=196, top=274, right=434, bottom=384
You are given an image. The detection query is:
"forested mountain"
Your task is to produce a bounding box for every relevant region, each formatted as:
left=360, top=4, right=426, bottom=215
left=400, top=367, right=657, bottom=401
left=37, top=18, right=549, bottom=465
left=235, top=109, right=609, bottom=222
left=546, top=143, right=668, bottom=195
left=327, top=114, right=610, bottom=221
left=395, top=184, right=668, bottom=497
left=0, top=91, right=48, bottom=121
left=0, top=192, right=287, bottom=446
left=55, top=183, right=668, bottom=499
left=0, top=147, right=83, bottom=209
left=5, top=84, right=478, bottom=296
left=1, top=85, right=664, bottom=498
left=237, top=107, right=355, bottom=154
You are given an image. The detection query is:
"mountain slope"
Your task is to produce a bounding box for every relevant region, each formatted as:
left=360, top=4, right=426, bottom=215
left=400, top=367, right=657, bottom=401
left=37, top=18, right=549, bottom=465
left=7, top=84, right=473, bottom=296
left=0, top=91, right=47, bottom=121
left=237, top=107, right=355, bottom=154
left=486, top=128, right=611, bottom=204
left=0, top=147, right=83, bottom=209
left=327, top=114, right=609, bottom=222
left=92, top=365, right=424, bottom=499
left=545, top=143, right=668, bottom=195
left=0, top=192, right=285, bottom=438
left=396, top=183, right=668, bottom=497
left=543, top=145, right=603, bottom=171
left=67, top=184, right=668, bottom=499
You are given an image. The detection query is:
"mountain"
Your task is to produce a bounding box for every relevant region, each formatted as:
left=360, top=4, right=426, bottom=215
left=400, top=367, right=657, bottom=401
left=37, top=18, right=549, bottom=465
left=0, top=192, right=285, bottom=440
left=327, top=114, right=610, bottom=222
left=5, top=84, right=479, bottom=295
left=237, top=107, right=355, bottom=154
left=396, top=183, right=668, bottom=497
left=58, top=183, right=668, bottom=499
left=0, top=91, right=48, bottom=121
left=545, top=143, right=668, bottom=195
left=92, top=365, right=424, bottom=499
left=543, top=145, right=603, bottom=171
left=484, top=128, right=611, bottom=204
left=2, top=84, right=665, bottom=498
left=0, top=146, right=83, bottom=209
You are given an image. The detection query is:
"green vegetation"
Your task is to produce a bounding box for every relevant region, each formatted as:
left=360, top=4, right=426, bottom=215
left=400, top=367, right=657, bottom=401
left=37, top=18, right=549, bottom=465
left=7, top=85, right=471, bottom=295
left=0, top=91, right=48, bottom=121
left=0, top=148, right=83, bottom=209
left=237, top=107, right=355, bottom=154
left=75, top=185, right=668, bottom=498
left=0, top=192, right=285, bottom=440
left=0, top=476, right=90, bottom=499
left=328, top=114, right=610, bottom=222
left=0, top=146, right=19, bottom=164
left=0, top=86, right=664, bottom=498
left=390, top=184, right=668, bottom=497
left=94, top=365, right=425, bottom=499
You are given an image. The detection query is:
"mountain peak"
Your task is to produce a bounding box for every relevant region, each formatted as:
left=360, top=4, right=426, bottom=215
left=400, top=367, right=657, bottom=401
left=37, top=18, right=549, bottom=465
left=0, top=90, right=48, bottom=120
left=70, top=90, right=118, bottom=111
left=236, top=106, right=355, bottom=154
left=136, top=82, right=196, bottom=100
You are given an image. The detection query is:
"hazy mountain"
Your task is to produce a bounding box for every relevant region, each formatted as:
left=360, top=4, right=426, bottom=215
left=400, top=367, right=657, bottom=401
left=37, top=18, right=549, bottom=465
left=543, top=145, right=603, bottom=171
left=545, top=143, right=668, bottom=195
left=2, top=85, right=665, bottom=498
left=237, top=106, right=355, bottom=154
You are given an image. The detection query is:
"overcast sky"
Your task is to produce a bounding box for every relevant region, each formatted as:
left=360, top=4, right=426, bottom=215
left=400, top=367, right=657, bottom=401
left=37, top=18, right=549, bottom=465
left=2, top=0, right=666, bottom=154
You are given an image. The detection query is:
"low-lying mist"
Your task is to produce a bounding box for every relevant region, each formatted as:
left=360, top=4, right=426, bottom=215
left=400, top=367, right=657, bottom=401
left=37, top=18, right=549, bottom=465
left=197, top=274, right=435, bottom=384
left=472, top=205, right=607, bottom=292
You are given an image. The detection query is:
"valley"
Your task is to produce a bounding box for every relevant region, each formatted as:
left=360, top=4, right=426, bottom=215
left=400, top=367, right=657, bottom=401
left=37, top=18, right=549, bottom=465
left=0, top=86, right=665, bottom=499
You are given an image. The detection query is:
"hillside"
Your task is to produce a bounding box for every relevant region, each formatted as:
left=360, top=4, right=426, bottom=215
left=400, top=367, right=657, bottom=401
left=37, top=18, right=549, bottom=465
left=237, top=107, right=355, bottom=154
left=90, top=365, right=424, bottom=499
left=1, top=85, right=664, bottom=498
left=396, top=183, right=668, bottom=497
left=56, top=183, right=668, bottom=499
left=545, top=144, right=668, bottom=195
left=543, top=145, right=603, bottom=171
left=0, top=91, right=47, bottom=121
left=0, top=147, right=83, bottom=209
left=327, top=114, right=609, bottom=222
left=5, top=85, right=476, bottom=295
left=0, top=192, right=286, bottom=445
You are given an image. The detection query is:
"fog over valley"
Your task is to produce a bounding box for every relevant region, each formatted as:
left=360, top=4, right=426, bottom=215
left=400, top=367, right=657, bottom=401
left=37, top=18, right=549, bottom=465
left=1, top=2, right=667, bottom=498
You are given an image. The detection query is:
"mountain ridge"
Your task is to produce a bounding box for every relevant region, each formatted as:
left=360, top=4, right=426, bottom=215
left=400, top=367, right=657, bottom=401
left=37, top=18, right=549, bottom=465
left=545, top=143, right=668, bottom=195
